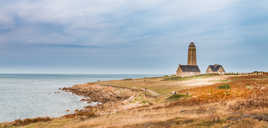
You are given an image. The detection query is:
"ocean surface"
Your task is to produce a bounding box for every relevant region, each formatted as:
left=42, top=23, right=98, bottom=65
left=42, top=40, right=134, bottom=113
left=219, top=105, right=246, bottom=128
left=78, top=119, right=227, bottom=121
left=0, top=74, right=156, bottom=122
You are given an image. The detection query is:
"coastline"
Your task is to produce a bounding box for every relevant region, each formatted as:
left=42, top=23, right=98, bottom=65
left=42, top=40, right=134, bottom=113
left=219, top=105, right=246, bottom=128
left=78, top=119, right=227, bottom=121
left=0, top=74, right=153, bottom=124
left=0, top=78, right=145, bottom=127
left=2, top=74, right=268, bottom=128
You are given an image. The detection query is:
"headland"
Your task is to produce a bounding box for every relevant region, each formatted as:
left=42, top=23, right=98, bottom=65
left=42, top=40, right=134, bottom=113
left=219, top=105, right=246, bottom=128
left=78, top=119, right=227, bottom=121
left=1, top=73, right=268, bottom=128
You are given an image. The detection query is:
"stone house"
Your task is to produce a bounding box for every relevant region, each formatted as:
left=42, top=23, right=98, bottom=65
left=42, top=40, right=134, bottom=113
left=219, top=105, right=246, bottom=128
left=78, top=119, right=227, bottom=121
left=206, top=64, right=225, bottom=74
left=176, top=64, right=201, bottom=77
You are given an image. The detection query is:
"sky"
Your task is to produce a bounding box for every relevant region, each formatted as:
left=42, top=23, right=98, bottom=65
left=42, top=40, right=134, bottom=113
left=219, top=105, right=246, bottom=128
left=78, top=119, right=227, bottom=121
left=0, top=0, right=268, bottom=74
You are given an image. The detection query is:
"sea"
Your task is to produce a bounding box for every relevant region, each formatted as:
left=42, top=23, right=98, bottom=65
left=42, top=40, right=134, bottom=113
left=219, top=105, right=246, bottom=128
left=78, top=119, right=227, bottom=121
left=0, top=74, right=156, bottom=122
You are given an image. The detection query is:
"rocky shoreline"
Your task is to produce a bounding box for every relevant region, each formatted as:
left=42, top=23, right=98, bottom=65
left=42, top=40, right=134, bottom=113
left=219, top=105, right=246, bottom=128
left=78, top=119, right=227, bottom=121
left=58, top=83, right=145, bottom=120
left=61, top=83, right=139, bottom=104
left=1, top=82, right=140, bottom=127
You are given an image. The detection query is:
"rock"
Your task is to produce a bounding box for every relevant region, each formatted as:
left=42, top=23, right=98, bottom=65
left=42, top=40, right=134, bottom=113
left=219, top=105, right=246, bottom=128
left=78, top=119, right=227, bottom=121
left=80, top=98, right=88, bottom=102
left=250, top=114, right=268, bottom=122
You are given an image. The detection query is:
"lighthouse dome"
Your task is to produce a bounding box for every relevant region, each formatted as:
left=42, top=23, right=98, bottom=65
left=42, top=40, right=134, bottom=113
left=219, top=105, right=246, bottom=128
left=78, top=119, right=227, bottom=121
left=189, top=42, right=196, bottom=47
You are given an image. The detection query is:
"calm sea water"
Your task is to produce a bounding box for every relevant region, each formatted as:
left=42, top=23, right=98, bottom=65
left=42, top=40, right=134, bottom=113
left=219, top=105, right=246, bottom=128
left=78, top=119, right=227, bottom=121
left=0, top=74, right=155, bottom=122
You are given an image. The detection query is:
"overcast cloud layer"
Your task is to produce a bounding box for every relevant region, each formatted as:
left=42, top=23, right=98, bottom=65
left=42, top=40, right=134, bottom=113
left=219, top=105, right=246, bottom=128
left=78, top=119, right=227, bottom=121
left=0, top=0, right=267, bottom=74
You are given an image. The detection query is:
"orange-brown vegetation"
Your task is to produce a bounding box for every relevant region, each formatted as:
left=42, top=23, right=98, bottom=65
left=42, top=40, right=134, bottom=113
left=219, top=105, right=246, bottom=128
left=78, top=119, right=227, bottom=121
left=170, top=75, right=268, bottom=106
left=1, top=117, right=52, bottom=127
left=2, top=73, right=268, bottom=128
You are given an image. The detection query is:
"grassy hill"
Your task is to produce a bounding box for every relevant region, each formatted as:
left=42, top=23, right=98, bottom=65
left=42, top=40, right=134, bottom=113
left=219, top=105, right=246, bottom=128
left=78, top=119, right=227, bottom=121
left=2, top=73, right=268, bottom=128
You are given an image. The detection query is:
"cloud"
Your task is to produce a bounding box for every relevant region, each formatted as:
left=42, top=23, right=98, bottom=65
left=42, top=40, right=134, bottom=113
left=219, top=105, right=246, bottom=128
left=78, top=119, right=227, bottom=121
left=10, top=0, right=236, bottom=24
left=33, top=43, right=100, bottom=48
left=1, top=0, right=268, bottom=73
left=0, top=13, right=12, bottom=25
left=0, top=0, right=240, bottom=46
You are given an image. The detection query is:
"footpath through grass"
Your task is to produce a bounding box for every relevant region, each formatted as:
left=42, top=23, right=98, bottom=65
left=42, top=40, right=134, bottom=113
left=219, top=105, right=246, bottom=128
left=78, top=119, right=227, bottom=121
left=95, top=74, right=221, bottom=96
left=162, top=74, right=219, bottom=81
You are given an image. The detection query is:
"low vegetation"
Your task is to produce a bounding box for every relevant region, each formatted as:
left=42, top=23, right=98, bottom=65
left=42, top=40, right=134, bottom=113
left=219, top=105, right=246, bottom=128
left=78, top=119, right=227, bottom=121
left=2, top=73, right=268, bottom=128
left=167, top=93, right=189, bottom=101
left=1, top=117, right=52, bottom=127
left=162, top=74, right=219, bottom=81
left=217, top=84, right=231, bottom=89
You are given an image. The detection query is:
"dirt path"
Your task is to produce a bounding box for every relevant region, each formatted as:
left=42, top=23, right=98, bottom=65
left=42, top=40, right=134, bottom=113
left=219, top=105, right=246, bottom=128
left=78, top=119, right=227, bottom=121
left=140, top=88, right=160, bottom=97
left=178, top=75, right=230, bottom=86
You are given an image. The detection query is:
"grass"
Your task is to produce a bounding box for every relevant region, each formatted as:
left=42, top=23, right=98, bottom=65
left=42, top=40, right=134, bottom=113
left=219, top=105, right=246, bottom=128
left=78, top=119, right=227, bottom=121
left=0, top=117, right=52, bottom=128
left=246, top=85, right=253, bottom=90
left=96, top=77, right=186, bottom=95
left=122, top=78, right=132, bottom=81
left=93, top=73, right=221, bottom=96
left=197, top=120, right=224, bottom=127
left=167, top=94, right=187, bottom=101
left=4, top=74, right=268, bottom=128
left=162, top=74, right=219, bottom=81
left=217, top=84, right=231, bottom=89
left=20, top=118, right=77, bottom=128
left=162, top=76, right=187, bottom=81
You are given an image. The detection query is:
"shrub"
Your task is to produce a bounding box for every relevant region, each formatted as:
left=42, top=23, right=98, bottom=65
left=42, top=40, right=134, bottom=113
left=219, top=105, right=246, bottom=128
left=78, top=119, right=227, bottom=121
left=218, top=84, right=231, bottom=90
left=123, top=78, right=132, bottom=81
left=167, top=94, right=186, bottom=101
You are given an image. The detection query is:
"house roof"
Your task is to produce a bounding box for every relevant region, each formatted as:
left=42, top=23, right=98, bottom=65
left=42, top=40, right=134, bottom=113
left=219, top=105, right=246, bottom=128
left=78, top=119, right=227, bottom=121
left=208, top=64, right=225, bottom=72
left=179, top=65, right=201, bottom=72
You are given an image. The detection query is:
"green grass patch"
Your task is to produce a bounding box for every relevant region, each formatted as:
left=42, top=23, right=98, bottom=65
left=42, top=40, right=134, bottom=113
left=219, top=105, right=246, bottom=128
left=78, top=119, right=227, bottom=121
left=218, top=84, right=231, bottom=89
left=123, top=78, right=132, bottom=81
left=167, top=94, right=188, bottom=101
left=212, top=79, right=230, bottom=83
left=162, top=76, right=187, bottom=81
left=224, top=72, right=241, bottom=75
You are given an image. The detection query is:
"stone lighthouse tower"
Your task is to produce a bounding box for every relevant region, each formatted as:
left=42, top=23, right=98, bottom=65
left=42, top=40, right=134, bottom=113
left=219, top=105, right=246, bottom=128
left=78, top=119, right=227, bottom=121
left=187, top=42, right=197, bottom=65
left=176, top=42, right=200, bottom=77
